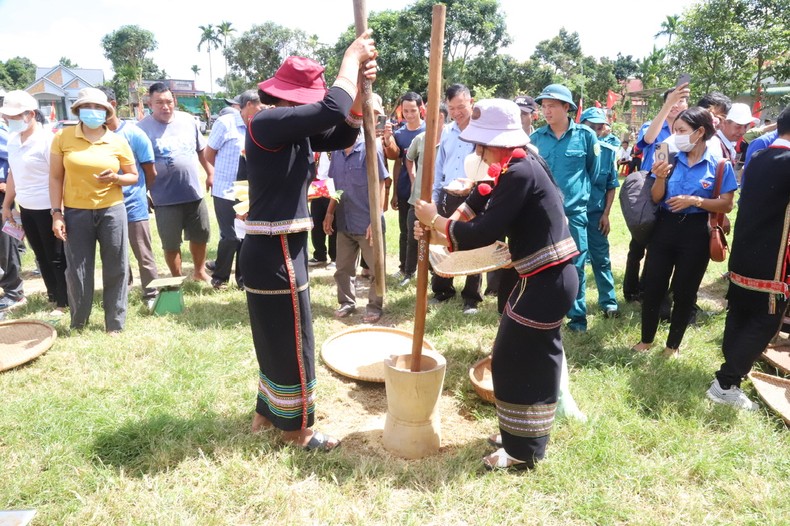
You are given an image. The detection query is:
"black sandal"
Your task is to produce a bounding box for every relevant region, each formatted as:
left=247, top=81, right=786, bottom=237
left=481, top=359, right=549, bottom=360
left=303, top=431, right=341, bottom=452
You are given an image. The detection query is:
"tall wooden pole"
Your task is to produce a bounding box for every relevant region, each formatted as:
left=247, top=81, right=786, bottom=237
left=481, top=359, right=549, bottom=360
left=353, top=0, right=386, bottom=298
left=410, top=4, right=446, bottom=372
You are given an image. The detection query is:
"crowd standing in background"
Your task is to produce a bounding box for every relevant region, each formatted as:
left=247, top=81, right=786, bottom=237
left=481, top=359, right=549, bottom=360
left=1, top=43, right=788, bottom=469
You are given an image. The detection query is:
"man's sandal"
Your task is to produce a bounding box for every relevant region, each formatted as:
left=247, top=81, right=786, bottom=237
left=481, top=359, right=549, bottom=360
left=303, top=431, right=341, bottom=452
left=482, top=448, right=531, bottom=472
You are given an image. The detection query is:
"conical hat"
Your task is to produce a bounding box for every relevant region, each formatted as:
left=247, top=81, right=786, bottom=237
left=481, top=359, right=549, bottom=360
left=0, top=320, right=57, bottom=372
left=762, top=344, right=790, bottom=376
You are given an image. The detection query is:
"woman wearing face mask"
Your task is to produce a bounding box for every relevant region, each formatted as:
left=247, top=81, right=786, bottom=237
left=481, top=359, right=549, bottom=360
left=631, top=107, right=737, bottom=358
left=415, top=99, right=579, bottom=471
left=0, top=91, right=68, bottom=315
left=50, top=87, right=138, bottom=333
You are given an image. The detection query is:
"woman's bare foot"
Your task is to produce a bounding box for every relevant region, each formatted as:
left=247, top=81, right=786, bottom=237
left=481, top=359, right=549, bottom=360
left=631, top=342, right=653, bottom=353
left=251, top=413, right=273, bottom=433
left=661, top=347, right=679, bottom=359
left=192, top=271, right=212, bottom=284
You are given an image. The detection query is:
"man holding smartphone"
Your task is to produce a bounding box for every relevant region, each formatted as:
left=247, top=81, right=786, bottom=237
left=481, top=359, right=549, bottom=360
left=383, top=91, right=425, bottom=287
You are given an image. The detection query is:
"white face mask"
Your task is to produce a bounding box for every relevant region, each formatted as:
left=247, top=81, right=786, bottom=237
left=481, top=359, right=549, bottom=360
left=7, top=114, right=30, bottom=133
left=673, top=130, right=698, bottom=152
left=463, top=152, right=491, bottom=182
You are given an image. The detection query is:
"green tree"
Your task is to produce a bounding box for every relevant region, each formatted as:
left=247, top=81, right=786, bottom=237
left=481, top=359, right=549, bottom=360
left=224, top=22, right=326, bottom=93
left=0, top=57, right=36, bottom=89
left=102, top=26, right=158, bottom=108
left=217, top=21, right=236, bottom=81
left=191, top=64, right=200, bottom=84
left=197, top=24, right=221, bottom=94
left=613, top=53, right=639, bottom=82
left=531, top=28, right=582, bottom=78
left=58, top=56, right=79, bottom=68
left=654, top=14, right=680, bottom=43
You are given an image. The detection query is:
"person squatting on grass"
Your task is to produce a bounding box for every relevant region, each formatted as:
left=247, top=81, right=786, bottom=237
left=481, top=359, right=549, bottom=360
left=415, top=99, right=579, bottom=471
left=631, top=107, right=737, bottom=358
left=706, top=105, right=790, bottom=410
left=49, top=88, right=138, bottom=333
left=241, top=32, right=377, bottom=450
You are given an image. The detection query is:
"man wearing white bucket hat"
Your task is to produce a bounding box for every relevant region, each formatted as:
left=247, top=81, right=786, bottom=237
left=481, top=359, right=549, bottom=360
left=717, top=102, right=759, bottom=162
left=415, top=99, right=579, bottom=471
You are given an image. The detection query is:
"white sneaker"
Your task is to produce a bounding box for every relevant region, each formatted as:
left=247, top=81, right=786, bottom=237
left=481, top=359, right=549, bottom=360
left=706, top=379, right=759, bottom=411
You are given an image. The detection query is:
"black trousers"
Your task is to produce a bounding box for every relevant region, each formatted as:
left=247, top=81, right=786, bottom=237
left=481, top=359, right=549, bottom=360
left=309, top=197, right=335, bottom=262
left=623, top=237, right=646, bottom=300
left=20, top=207, right=68, bottom=307
left=715, top=300, right=788, bottom=388
left=431, top=190, right=483, bottom=305
left=641, top=210, right=709, bottom=349
left=396, top=194, right=410, bottom=274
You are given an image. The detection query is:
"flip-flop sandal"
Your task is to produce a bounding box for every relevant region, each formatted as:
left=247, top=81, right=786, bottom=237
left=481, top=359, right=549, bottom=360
left=487, top=434, right=502, bottom=448
left=303, top=431, right=341, bottom=452
left=482, top=448, right=531, bottom=472
left=362, top=312, right=382, bottom=324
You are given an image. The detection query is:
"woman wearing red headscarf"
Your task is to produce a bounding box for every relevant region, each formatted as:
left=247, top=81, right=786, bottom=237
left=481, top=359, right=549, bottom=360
left=241, top=32, right=377, bottom=450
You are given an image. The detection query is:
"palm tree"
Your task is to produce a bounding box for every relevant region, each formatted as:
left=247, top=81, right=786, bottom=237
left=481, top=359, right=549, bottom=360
left=654, top=15, right=679, bottom=43
left=190, top=64, right=200, bottom=86
left=216, top=21, right=236, bottom=81
left=197, top=24, right=221, bottom=94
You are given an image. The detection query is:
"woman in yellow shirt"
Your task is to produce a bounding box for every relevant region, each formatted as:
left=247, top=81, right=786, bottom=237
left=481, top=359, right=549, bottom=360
left=50, top=88, right=138, bottom=333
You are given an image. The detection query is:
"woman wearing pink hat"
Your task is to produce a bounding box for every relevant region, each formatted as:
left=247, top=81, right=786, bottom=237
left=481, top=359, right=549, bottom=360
left=415, top=99, right=579, bottom=470
left=242, top=31, right=377, bottom=450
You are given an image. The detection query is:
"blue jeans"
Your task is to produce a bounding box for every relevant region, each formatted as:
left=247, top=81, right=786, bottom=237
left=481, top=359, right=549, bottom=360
left=586, top=211, right=618, bottom=311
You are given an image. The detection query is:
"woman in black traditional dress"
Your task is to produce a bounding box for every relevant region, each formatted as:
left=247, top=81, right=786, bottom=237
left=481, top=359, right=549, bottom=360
left=415, top=99, right=578, bottom=470
left=242, top=32, right=377, bottom=450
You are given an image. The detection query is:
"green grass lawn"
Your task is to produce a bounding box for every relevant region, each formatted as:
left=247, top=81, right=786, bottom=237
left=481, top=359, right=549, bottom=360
left=1, top=196, right=789, bottom=525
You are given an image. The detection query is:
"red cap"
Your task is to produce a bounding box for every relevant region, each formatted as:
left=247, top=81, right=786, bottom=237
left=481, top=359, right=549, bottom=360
left=258, top=56, right=327, bottom=105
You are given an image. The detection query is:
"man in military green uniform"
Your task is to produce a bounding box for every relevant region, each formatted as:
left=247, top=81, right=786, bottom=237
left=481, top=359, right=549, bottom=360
left=599, top=121, right=621, bottom=148
left=531, top=84, right=600, bottom=332
left=580, top=107, right=620, bottom=318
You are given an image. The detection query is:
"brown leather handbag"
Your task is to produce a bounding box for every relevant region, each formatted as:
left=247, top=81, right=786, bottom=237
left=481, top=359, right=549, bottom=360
left=709, top=159, right=730, bottom=262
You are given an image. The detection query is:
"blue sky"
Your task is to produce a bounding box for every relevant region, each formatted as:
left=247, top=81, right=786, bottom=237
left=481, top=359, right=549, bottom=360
left=0, top=0, right=694, bottom=92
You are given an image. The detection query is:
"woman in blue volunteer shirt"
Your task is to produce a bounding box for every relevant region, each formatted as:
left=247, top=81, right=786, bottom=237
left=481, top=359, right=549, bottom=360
left=632, top=107, right=737, bottom=358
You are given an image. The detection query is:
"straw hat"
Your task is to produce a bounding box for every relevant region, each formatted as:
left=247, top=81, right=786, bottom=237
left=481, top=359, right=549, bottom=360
left=748, top=372, right=790, bottom=424
left=70, top=87, right=114, bottom=115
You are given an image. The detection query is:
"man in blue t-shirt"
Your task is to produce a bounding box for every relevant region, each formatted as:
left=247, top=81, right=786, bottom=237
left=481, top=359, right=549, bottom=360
left=383, top=92, right=425, bottom=286
left=99, top=87, right=160, bottom=308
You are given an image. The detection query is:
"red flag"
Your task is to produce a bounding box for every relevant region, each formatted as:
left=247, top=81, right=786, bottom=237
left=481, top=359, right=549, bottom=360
left=606, top=89, right=617, bottom=109
left=575, top=98, right=583, bottom=123
left=752, top=85, right=763, bottom=118
left=594, top=100, right=602, bottom=108
left=203, top=99, right=211, bottom=122
left=49, top=103, right=56, bottom=122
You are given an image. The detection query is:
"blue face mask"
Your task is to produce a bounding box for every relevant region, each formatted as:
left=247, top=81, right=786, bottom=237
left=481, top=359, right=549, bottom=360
left=79, top=108, right=107, bottom=129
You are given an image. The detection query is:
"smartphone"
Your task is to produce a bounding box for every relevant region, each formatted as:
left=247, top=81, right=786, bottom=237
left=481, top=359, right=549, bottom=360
left=676, top=73, right=691, bottom=88
left=654, top=142, right=669, bottom=164
left=375, top=115, right=387, bottom=131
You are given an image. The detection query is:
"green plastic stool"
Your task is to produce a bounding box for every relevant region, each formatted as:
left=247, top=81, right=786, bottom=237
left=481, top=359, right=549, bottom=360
left=147, top=276, right=188, bottom=315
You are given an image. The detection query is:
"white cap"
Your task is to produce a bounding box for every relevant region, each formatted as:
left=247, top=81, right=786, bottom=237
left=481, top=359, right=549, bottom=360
left=725, top=103, right=759, bottom=126
left=0, top=90, right=38, bottom=116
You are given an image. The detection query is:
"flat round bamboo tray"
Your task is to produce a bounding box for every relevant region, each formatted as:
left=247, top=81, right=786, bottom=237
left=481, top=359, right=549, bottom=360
left=429, top=241, right=510, bottom=278
left=469, top=355, right=495, bottom=403
left=321, top=327, right=436, bottom=383
left=748, top=371, right=790, bottom=425
left=0, top=320, right=57, bottom=372
left=762, top=345, right=790, bottom=376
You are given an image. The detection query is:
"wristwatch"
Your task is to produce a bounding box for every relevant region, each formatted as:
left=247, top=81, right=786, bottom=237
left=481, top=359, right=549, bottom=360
left=50, top=208, right=62, bottom=216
